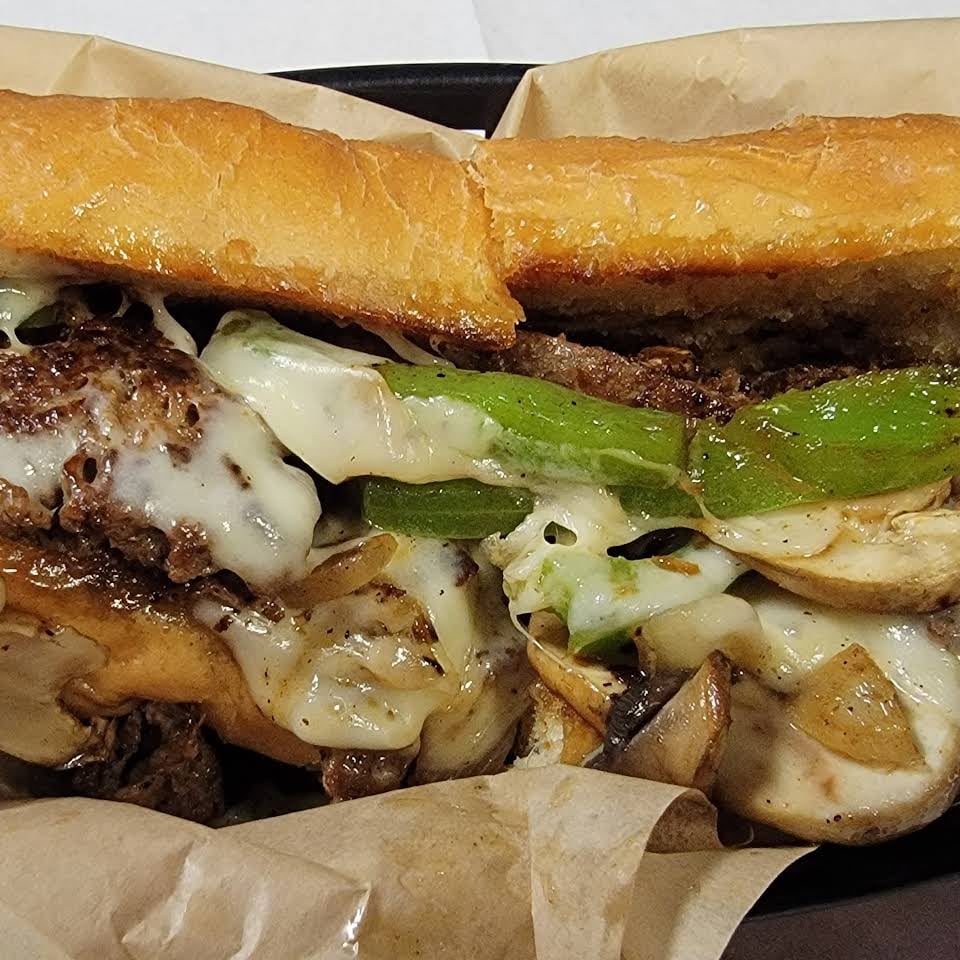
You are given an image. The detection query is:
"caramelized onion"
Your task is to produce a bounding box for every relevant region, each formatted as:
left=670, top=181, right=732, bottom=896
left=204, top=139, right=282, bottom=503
left=282, top=534, right=397, bottom=608
left=791, top=643, right=922, bottom=768
left=526, top=612, right=625, bottom=732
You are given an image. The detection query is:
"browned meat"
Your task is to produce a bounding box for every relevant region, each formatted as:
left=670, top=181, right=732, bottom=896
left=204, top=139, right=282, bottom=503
left=0, top=318, right=215, bottom=580
left=446, top=331, right=865, bottom=421
left=68, top=702, right=224, bottom=823
left=444, top=331, right=750, bottom=420
left=0, top=311, right=316, bottom=588
left=747, top=363, right=865, bottom=396
left=320, top=743, right=420, bottom=802
left=0, top=478, right=51, bottom=536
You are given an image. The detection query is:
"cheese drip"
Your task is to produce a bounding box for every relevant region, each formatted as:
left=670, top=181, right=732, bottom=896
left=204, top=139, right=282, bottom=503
left=0, top=279, right=59, bottom=353
left=194, top=536, right=525, bottom=750
left=107, top=396, right=321, bottom=588
left=201, top=311, right=523, bottom=486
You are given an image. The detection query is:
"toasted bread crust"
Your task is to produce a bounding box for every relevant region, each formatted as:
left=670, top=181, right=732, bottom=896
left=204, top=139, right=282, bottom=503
left=475, top=115, right=960, bottom=292
left=0, top=91, right=521, bottom=347
left=473, top=116, right=960, bottom=350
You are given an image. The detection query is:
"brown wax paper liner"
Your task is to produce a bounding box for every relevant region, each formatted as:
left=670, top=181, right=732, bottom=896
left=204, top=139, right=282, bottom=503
left=0, top=24, right=477, bottom=156
left=494, top=18, right=960, bottom=140
left=12, top=16, right=960, bottom=958
left=233, top=768, right=805, bottom=960
left=0, top=796, right=369, bottom=959
left=0, top=770, right=806, bottom=959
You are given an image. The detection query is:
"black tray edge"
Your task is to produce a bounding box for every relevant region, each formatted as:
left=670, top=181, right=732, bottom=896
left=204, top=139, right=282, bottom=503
left=273, top=63, right=532, bottom=135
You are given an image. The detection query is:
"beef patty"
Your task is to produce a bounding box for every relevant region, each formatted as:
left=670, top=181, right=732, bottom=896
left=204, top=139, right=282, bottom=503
left=0, top=307, right=318, bottom=588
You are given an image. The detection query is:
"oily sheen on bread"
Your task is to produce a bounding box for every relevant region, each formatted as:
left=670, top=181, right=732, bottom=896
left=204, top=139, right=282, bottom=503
left=473, top=116, right=960, bottom=366
left=0, top=91, right=521, bottom=347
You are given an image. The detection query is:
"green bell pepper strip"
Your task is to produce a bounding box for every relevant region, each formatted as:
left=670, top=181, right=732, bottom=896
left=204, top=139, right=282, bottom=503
left=614, top=483, right=699, bottom=518
left=361, top=478, right=535, bottom=539
left=692, top=366, right=960, bottom=517
left=361, top=478, right=698, bottom=540
left=535, top=544, right=747, bottom=657
left=378, top=363, right=689, bottom=488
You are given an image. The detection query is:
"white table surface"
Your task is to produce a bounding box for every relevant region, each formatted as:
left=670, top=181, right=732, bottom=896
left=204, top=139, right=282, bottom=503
left=0, top=1, right=953, bottom=72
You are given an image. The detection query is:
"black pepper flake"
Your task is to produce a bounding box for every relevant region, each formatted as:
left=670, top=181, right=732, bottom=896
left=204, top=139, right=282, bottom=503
left=422, top=656, right=445, bottom=676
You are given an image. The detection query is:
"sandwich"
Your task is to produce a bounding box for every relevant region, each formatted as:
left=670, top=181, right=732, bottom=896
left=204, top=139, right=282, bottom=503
left=0, top=91, right=958, bottom=845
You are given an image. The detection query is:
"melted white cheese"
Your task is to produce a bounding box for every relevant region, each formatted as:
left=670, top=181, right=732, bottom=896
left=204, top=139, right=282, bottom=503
left=201, top=311, right=522, bottom=486
left=194, top=535, right=524, bottom=750
left=196, top=590, right=453, bottom=751
left=699, top=482, right=951, bottom=562
left=738, top=583, right=960, bottom=716
left=0, top=430, right=78, bottom=503
left=700, top=502, right=845, bottom=559
left=484, top=484, right=744, bottom=645
left=0, top=297, right=320, bottom=587
left=108, top=396, right=320, bottom=588
left=643, top=580, right=960, bottom=718
left=0, top=279, right=60, bottom=353
left=143, top=290, right=197, bottom=356
left=373, top=328, right=453, bottom=367
left=385, top=536, right=480, bottom=678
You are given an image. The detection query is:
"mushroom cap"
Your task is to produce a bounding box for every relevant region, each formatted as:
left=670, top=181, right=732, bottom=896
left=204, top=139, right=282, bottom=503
left=0, top=611, right=104, bottom=766
left=716, top=675, right=960, bottom=844
left=610, top=651, right=732, bottom=795
left=702, top=482, right=960, bottom=612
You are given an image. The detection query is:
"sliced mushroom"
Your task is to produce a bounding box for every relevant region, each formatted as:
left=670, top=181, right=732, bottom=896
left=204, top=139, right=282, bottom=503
left=716, top=675, right=960, bottom=844
left=414, top=646, right=533, bottom=783
left=609, top=652, right=732, bottom=794
left=526, top=611, right=625, bottom=732
left=704, top=481, right=960, bottom=612
left=639, top=572, right=960, bottom=842
left=514, top=681, right=603, bottom=768
left=602, top=669, right=688, bottom=754
left=641, top=593, right=766, bottom=675
left=0, top=611, right=105, bottom=765
left=707, top=579, right=960, bottom=843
